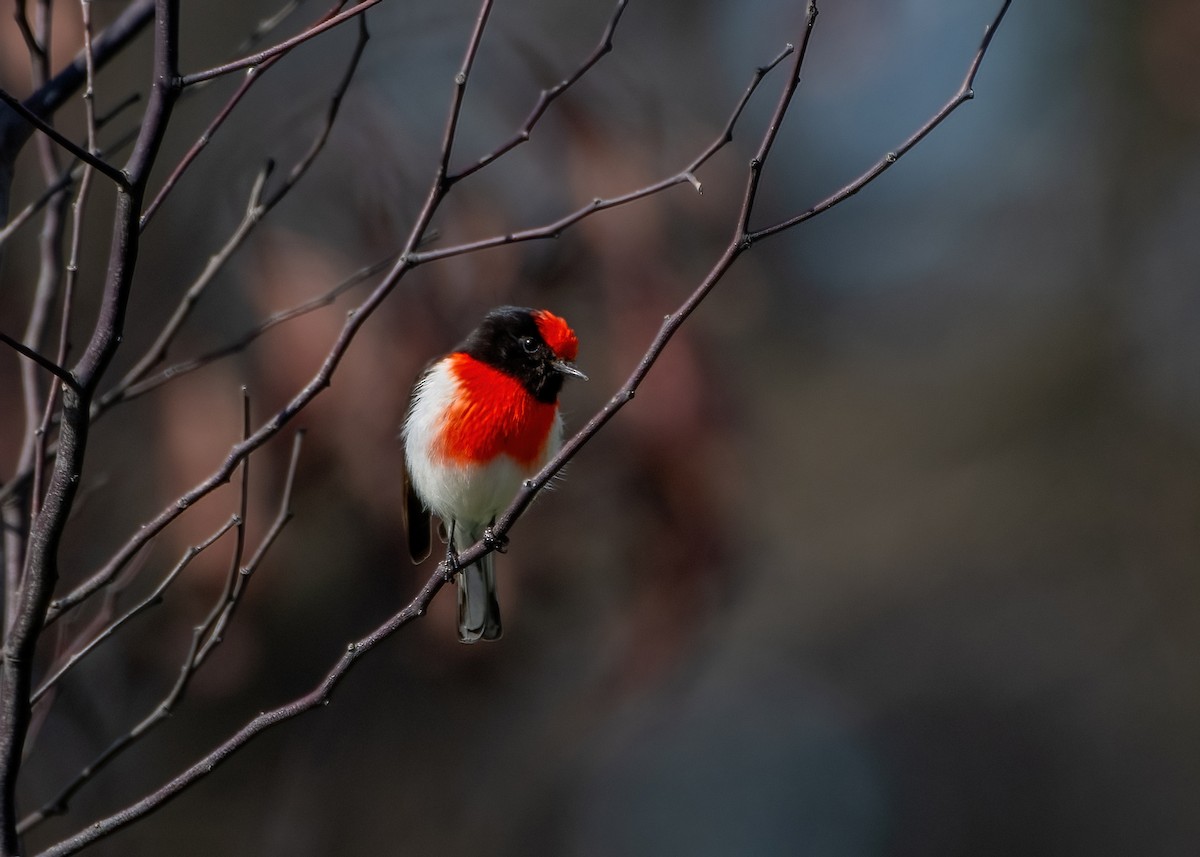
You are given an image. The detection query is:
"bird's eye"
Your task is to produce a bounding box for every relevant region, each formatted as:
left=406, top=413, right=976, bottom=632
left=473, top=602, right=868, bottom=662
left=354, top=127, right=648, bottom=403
left=519, top=336, right=538, bottom=354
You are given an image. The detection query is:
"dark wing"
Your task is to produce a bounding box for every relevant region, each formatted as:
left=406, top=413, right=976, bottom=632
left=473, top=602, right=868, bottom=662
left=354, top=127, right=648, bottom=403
left=400, top=362, right=434, bottom=564
left=401, top=459, right=432, bottom=564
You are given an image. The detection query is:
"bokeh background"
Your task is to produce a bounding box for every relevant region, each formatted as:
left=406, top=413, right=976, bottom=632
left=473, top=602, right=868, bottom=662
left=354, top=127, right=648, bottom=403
left=2, top=0, right=1199, bottom=854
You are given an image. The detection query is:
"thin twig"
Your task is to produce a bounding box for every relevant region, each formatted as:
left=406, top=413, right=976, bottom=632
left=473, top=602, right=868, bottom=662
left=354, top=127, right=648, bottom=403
left=46, top=0, right=496, bottom=626
left=448, top=0, right=630, bottom=184
left=31, top=0, right=103, bottom=521
left=749, top=0, right=1013, bottom=241
left=194, top=426, right=303, bottom=666
left=35, top=566, right=445, bottom=857
left=0, top=332, right=79, bottom=392
left=141, top=0, right=352, bottom=228
left=0, top=1, right=181, bottom=850
left=27, top=517, right=238, bottom=708
left=0, top=88, right=127, bottom=188
left=21, top=431, right=301, bottom=840
left=115, top=163, right=273, bottom=395
left=0, top=125, right=140, bottom=249
left=192, top=389, right=252, bottom=665
left=32, top=2, right=1012, bottom=849
left=179, top=0, right=380, bottom=87
left=119, top=15, right=369, bottom=401
left=114, top=251, right=397, bottom=405
left=408, top=43, right=794, bottom=267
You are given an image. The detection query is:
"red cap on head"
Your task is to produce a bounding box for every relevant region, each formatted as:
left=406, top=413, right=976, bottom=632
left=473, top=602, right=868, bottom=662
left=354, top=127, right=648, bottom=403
left=533, top=310, right=579, bottom=362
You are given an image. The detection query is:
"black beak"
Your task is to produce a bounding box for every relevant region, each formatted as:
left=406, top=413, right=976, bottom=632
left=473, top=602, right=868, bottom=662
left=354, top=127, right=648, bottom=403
left=551, top=359, right=588, bottom=381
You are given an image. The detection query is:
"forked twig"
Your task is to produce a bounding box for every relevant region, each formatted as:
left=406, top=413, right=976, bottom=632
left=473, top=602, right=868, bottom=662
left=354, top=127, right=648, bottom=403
left=179, top=0, right=380, bottom=87
left=140, top=0, right=353, bottom=228
left=44, top=0, right=496, bottom=626
left=28, top=516, right=238, bottom=707
left=20, top=429, right=302, bottom=836
left=448, top=0, right=630, bottom=184
left=410, top=42, right=794, bottom=266
left=0, top=88, right=127, bottom=187
left=117, top=252, right=397, bottom=403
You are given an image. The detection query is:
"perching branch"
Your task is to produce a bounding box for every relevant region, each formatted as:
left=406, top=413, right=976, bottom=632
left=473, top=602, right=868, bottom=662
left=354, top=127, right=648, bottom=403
left=28, top=3, right=1012, bottom=855
left=45, top=0, right=498, bottom=626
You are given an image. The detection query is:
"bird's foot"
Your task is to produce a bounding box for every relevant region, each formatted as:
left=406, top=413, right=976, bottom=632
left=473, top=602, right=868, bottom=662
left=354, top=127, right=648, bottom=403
left=442, top=544, right=462, bottom=583
left=483, top=526, right=509, bottom=554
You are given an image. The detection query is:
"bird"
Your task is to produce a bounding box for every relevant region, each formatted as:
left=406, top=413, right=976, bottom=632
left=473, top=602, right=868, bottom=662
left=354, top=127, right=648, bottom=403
left=401, top=306, right=587, bottom=642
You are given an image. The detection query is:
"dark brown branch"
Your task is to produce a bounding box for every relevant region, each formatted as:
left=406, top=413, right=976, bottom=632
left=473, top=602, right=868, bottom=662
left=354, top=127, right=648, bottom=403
left=45, top=0, right=492, bottom=626
left=409, top=41, right=794, bottom=266
left=487, top=0, right=1014, bottom=549
left=192, top=390, right=253, bottom=665
left=434, top=0, right=494, bottom=185
left=21, top=0, right=154, bottom=121
left=0, top=125, right=140, bottom=249
left=0, top=88, right=127, bottom=188
left=118, top=17, right=369, bottom=406
left=0, top=2, right=181, bottom=852
left=140, top=0, right=353, bottom=228
left=178, top=0, right=379, bottom=87
left=749, top=0, right=1013, bottom=242
left=27, top=517, right=238, bottom=709
left=13, top=2, right=1011, bottom=851
left=193, top=427, right=303, bottom=666
left=35, top=564, right=445, bottom=857
left=111, top=251, right=396, bottom=406
left=0, top=332, right=78, bottom=393
left=21, top=426, right=301, bottom=835
left=448, top=0, right=629, bottom=184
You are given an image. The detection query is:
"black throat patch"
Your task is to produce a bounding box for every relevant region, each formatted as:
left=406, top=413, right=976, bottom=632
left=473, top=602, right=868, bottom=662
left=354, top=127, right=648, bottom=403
left=457, top=306, right=565, bottom=404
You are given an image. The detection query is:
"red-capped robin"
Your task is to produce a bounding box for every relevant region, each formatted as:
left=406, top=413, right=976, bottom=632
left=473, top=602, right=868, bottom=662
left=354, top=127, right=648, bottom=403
left=402, top=307, right=587, bottom=642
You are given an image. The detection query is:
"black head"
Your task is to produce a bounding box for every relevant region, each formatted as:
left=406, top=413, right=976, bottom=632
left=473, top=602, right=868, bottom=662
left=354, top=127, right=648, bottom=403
left=458, top=306, right=586, bottom=404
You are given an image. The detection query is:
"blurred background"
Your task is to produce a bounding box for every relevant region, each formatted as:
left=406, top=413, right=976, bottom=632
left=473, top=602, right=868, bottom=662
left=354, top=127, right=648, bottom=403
left=2, top=0, right=1199, bottom=854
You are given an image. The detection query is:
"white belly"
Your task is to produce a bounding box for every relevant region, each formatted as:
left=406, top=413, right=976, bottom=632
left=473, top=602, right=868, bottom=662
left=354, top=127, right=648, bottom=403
left=403, top=360, right=562, bottom=537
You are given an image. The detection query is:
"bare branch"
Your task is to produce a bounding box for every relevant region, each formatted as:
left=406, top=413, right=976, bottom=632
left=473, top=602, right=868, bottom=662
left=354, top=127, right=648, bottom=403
left=0, top=1, right=181, bottom=849
left=24, top=430, right=301, bottom=843
left=0, top=124, right=140, bottom=249
left=141, top=0, right=354, bottom=228
left=115, top=162, right=273, bottom=394
left=29, top=2, right=1013, bottom=852
left=0, top=332, right=79, bottom=393
left=112, top=252, right=396, bottom=404
left=46, top=0, right=496, bottom=625
left=34, top=566, right=444, bottom=857
left=449, top=0, right=1013, bottom=585
left=179, top=0, right=380, bottom=88
left=0, top=88, right=127, bottom=188
left=448, top=0, right=629, bottom=183
left=749, top=0, right=1013, bottom=242
left=409, top=42, right=794, bottom=266
left=27, top=517, right=238, bottom=709
left=192, top=389, right=253, bottom=665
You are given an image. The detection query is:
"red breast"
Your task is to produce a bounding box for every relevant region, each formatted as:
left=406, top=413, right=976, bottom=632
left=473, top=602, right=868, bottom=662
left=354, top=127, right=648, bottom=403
left=433, top=352, right=559, bottom=468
